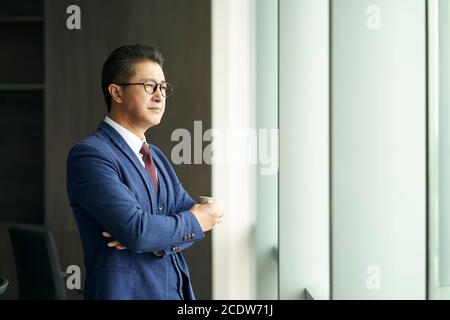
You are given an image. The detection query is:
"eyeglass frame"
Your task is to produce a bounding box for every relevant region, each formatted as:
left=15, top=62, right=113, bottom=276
left=114, top=80, right=173, bottom=97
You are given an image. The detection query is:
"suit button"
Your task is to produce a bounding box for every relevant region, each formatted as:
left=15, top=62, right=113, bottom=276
left=191, top=233, right=196, bottom=238
left=172, top=246, right=180, bottom=253
left=158, top=204, right=164, bottom=210
left=153, top=250, right=164, bottom=257
left=183, top=235, right=188, bottom=241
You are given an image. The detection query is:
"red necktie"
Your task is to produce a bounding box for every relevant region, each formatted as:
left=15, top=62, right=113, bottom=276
left=140, top=142, right=159, bottom=195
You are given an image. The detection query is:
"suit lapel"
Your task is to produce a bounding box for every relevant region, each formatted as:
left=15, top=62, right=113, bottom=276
left=98, top=121, right=154, bottom=202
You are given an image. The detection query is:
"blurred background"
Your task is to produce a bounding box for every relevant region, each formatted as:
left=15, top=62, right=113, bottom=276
left=0, top=0, right=448, bottom=300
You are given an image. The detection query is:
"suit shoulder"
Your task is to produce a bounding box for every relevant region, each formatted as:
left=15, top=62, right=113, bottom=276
left=67, top=130, right=110, bottom=161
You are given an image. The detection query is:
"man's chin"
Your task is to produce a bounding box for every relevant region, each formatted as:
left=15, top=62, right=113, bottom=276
left=146, top=116, right=162, bottom=128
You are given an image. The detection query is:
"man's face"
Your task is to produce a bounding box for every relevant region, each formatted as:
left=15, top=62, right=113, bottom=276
left=120, top=60, right=166, bottom=129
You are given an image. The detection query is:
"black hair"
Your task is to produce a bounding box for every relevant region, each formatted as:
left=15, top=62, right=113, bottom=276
left=101, top=44, right=164, bottom=112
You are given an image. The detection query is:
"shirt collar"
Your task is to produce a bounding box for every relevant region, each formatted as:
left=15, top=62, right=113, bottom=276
left=104, top=116, right=147, bottom=156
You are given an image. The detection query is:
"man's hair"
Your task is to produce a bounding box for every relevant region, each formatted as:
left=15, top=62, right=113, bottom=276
left=101, top=44, right=164, bottom=112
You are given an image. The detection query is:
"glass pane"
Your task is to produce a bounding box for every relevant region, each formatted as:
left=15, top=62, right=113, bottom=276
left=331, top=0, right=426, bottom=299
left=279, top=0, right=330, bottom=300
left=255, top=0, right=279, bottom=300
left=428, top=0, right=450, bottom=300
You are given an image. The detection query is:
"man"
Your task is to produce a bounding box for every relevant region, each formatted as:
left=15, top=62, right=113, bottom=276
left=66, top=44, right=223, bottom=300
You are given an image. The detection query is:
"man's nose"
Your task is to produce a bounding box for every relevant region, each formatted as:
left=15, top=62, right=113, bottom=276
left=152, top=85, right=164, bottom=100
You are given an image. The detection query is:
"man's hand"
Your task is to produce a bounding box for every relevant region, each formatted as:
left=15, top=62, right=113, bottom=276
left=102, top=232, right=127, bottom=250
left=189, top=203, right=224, bottom=232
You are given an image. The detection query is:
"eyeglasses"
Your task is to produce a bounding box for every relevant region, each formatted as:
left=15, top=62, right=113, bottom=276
left=115, top=80, right=173, bottom=97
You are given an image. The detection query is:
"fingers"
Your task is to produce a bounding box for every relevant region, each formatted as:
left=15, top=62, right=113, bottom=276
left=107, top=240, right=127, bottom=250
left=107, top=240, right=121, bottom=247
left=102, top=232, right=127, bottom=250
left=216, top=209, right=225, bottom=223
left=209, top=206, right=224, bottom=224
left=204, top=203, right=223, bottom=215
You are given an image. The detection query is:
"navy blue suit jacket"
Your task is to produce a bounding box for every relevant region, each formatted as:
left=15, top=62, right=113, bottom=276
left=66, top=121, right=205, bottom=299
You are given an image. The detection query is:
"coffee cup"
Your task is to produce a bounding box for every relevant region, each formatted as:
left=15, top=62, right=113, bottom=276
left=198, top=196, right=224, bottom=209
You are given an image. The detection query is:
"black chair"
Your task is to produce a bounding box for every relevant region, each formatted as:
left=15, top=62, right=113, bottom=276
left=0, top=277, right=8, bottom=296
left=9, top=226, right=66, bottom=300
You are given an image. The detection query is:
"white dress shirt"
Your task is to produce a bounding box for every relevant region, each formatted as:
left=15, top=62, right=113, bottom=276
left=103, top=116, right=152, bottom=172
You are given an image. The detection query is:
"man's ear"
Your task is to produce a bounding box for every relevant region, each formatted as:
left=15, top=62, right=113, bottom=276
left=108, top=84, right=123, bottom=104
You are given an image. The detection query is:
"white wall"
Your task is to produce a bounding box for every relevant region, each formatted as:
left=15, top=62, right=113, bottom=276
left=211, top=0, right=256, bottom=299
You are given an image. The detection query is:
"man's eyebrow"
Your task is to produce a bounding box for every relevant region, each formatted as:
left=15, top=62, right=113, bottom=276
left=139, top=78, right=166, bottom=83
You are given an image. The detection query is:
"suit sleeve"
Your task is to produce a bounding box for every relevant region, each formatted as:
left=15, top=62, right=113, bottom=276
left=161, top=182, right=202, bottom=255
left=66, top=143, right=204, bottom=254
